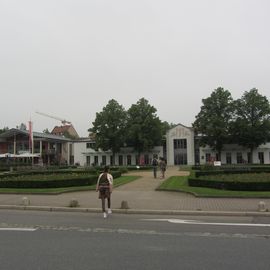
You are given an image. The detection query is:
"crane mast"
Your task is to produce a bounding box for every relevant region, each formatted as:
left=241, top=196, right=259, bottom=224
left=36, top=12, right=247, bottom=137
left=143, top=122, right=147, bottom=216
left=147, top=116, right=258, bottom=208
left=35, top=111, right=71, bottom=125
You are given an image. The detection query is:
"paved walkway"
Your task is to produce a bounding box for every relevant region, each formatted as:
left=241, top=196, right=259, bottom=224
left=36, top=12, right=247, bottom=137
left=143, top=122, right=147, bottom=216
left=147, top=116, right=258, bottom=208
left=0, top=166, right=270, bottom=215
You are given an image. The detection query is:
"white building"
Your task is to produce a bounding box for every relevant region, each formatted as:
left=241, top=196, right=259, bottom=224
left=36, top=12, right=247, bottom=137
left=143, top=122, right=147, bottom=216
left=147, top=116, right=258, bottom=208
left=166, top=124, right=195, bottom=166
left=71, top=124, right=270, bottom=167
left=73, top=138, right=163, bottom=167
left=166, top=124, right=270, bottom=166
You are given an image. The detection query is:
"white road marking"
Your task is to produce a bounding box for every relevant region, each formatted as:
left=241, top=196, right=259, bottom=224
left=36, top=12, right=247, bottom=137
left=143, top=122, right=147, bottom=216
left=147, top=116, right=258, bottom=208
left=0, top=228, right=37, bottom=231
left=142, top=219, right=270, bottom=227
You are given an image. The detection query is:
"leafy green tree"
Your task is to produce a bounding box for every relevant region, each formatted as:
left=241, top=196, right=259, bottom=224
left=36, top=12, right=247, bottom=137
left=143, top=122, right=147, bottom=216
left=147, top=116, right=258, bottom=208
left=43, top=128, right=51, bottom=134
left=0, top=127, right=9, bottom=134
left=193, top=87, right=234, bottom=159
left=231, top=88, right=270, bottom=163
left=89, top=99, right=127, bottom=165
left=126, top=98, right=163, bottom=159
left=16, top=123, right=27, bottom=130
left=161, top=121, right=177, bottom=136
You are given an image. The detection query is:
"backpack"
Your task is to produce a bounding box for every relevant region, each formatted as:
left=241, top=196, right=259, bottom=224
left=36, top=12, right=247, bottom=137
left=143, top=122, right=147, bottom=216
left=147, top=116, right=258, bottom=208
left=99, top=173, right=109, bottom=185
left=152, top=159, right=158, bottom=166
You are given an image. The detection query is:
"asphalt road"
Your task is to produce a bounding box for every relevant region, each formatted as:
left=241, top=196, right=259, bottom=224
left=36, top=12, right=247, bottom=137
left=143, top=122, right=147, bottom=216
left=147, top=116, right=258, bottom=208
left=0, top=210, right=270, bottom=270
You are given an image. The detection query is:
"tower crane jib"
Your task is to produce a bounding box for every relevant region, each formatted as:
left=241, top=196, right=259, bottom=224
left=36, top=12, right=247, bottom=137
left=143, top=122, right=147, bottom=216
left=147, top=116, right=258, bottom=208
left=35, top=111, right=72, bottom=125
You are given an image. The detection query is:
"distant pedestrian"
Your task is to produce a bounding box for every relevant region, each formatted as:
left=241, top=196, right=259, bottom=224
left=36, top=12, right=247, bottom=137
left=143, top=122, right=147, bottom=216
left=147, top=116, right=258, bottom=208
left=96, top=166, right=113, bottom=218
left=159, top=157, right=167, bottom=179
left=152, top=155, right=159, bottom=178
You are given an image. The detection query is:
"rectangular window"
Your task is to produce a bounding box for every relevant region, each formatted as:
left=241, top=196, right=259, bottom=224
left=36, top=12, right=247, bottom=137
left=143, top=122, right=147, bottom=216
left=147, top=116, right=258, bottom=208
left=94, top=156, right=98, bottom=165
left=144, top=154, right=149, bottom=165
left=226, top=153, right=232, bottom=164
left=174, top=139, right=187, bottom=149
left=118, top=155, right=123, bottom=166
left=135, top=155, right=139, bottom=165
left=86, top=156, right=91, bottom=166
left=258, top=152, right=264, bottom=164
left=102, top=155, right=106, bottom=165
left=127, top=155, right=131, bottom=165
left=247, top=152, right=251, bottom=164
left=205, top=153, right=211, bottom=163
left=174, top=140, right=177, bottom=149
left=236, top=152, right=243, bottom=164
left=110, top=156, right=113, bottom=166
left=86, top=142, right=95, bottom=149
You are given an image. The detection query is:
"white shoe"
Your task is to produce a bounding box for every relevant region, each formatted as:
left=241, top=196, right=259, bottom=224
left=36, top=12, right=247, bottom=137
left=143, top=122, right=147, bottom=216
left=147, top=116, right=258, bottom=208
left=108, top=208, right=112, bottom=214
left=103, top=212, right=107, bottom=218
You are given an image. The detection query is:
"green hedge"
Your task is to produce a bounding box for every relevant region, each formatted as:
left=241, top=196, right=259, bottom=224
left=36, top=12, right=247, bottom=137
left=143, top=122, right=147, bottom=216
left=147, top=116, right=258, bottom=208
left=0, top=175, right=98, bottom=188
left=189, top=169, right=270, bottom=191
left=195, top=168, right=270, bottom=178
left=192, top=165, right=270, bottom=171
left=0, top=169, right=98, bottom=179
left=188, top=177, right=270, bottom=191
left=0, top=171, right=121, bottom=189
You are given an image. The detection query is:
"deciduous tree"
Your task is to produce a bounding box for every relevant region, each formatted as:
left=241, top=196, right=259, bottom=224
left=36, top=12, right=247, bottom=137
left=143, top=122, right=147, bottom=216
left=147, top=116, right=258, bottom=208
left=193, top=87, right=234, bottom=160
left=126, top=98, right=163, bottom=160
left=89, top=99, right=127, bottom=165
left=231, top=88, right=270, bottom=163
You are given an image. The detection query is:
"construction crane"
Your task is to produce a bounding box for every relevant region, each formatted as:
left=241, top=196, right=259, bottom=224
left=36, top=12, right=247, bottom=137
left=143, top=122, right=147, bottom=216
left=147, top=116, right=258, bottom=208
left=35, top=111, right=72, bottom=125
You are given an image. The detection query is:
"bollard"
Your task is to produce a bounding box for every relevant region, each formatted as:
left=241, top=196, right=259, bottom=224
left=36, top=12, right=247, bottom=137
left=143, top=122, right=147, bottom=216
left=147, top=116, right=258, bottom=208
left=69, top=198, right=79, bottom=207
left=22, top=196, right=30, bottom=206
left=120, top=200, right=129, bottom=209
left=258, top=201, right=266, bottom=212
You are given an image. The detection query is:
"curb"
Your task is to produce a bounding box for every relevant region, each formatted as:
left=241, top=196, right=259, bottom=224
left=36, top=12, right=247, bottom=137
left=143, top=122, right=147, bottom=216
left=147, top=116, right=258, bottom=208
left=0, top=204, right=270, bottom=217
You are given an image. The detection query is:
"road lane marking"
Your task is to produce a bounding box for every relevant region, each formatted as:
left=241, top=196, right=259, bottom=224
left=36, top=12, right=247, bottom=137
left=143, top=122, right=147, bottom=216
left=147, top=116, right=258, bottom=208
left=0, top=224, right=269, bottom=239
left=142, top=219, right=270, bottom=227
left=0, top=228, right=37, bottom=231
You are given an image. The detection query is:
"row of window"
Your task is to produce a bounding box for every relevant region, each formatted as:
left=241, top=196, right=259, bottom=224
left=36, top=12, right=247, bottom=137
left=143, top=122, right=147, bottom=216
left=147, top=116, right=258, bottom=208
left=86, top=154, right=154, bottom=166
left=174, top=139, right=187, bottom=149
left=7, top=142, right=56, bottom=154
left=86, top=142, right=96, bottom=149
left=205, top=152, right=267, bottom=164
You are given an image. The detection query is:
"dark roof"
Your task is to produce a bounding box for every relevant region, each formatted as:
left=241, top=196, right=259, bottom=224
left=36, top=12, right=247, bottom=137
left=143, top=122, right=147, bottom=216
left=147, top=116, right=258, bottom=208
left=51, top=125, right=72, bottom=133
left=0, top=128, right=70, bottom=142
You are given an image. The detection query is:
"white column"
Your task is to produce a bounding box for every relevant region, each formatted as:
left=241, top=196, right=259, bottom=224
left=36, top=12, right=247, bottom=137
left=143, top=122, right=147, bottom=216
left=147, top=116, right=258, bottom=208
left=39, top=140, right=42, bottom=155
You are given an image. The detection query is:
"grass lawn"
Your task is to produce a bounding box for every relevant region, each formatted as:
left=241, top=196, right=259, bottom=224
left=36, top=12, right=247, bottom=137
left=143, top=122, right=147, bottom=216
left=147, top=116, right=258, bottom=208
left=157, top=175, right=270, bottom=198
left=0, top=175, right=140, bottom=194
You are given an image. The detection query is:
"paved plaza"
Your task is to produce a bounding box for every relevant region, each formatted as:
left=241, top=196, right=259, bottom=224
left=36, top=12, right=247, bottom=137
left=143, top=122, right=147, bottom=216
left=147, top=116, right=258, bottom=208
left=0, top=166, right=270, bottom=215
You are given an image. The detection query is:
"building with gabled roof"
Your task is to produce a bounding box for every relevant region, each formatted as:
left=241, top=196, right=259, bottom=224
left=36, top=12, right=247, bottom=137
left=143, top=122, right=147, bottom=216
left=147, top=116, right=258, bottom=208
left=51, top=125, right=79, bottom=139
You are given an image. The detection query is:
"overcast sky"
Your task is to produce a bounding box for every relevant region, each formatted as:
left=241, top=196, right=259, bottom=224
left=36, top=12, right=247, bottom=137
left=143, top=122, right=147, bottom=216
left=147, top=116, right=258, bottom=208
left=0, top=0, right=269, bottom=137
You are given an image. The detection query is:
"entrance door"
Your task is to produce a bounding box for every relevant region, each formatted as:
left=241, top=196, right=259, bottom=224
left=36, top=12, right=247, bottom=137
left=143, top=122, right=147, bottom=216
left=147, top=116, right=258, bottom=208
left=174, top=139, right=187, bottom=165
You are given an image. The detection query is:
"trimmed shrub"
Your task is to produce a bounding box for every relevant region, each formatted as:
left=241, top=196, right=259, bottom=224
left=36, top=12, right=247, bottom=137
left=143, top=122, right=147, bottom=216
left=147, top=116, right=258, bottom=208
left=0, top=171, right=121, bottom=189
left=189, top=171, right=270, bottom=191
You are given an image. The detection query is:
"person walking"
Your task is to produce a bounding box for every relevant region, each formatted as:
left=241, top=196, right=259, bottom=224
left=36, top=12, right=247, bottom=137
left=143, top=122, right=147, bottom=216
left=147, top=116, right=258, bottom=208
left=152, top=155, right=159, bottom=178
left=159, top=157, right=167, bottom=179
left=96, top=166, right=113, bottom=218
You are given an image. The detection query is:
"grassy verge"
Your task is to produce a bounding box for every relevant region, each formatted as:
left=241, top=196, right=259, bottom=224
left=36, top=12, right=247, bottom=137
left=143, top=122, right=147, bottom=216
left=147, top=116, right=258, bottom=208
left=0, top=175, right=140, bottom=194
left=157, top=175, right=270, bottom=198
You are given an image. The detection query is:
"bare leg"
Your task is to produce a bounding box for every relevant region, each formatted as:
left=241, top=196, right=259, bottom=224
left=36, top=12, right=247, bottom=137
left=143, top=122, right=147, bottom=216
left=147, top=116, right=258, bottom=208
left=101, top=198, right=106, bottom=212
left=107, top=197, right=111, bottom=209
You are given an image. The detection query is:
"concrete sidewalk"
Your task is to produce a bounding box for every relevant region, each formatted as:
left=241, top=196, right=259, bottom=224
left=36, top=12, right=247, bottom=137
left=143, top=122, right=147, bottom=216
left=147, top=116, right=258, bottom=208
left=0, top=166, right=270, bottom=216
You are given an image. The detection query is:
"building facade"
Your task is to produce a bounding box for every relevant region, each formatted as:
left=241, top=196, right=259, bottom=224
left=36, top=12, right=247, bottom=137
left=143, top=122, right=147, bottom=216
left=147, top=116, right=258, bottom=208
left=1, top=124, right=270, bottom=166
left=165, top=124, right=270, bottom=166
left=73, top=138, right=164, bottom=166
left=0, top=129, right=73, bottom=165
left=166, top=124, right=195, bottom=166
